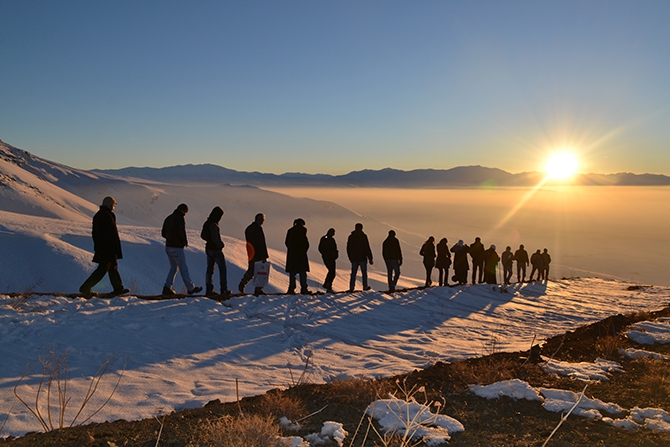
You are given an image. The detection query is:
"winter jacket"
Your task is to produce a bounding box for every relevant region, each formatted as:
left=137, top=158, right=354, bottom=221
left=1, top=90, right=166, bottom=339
left=451, top=243, right=470, bottom=272
left=347, top=230, right=373, bottom=263
left=531, top=252, right=544, bottom=268
left=484, top=248, right=500, bottom=284
left=91, top=206, right=122, bottom=263
left=382, top=235, right=403, bottom=261
left=318, top=235, right=339, bottom=261
left=245, top=221, right=269, bottom=262
left=501, top=250, right=515, bottom=268
left=514, top=248, right=529, bottom=266
left=420, top=241, right=436, bottom=268
left=162, top=209, right=188, bottom=248
left=285, top=225, right=310, bottom=273
left=469, top=240, right=485, bottom=263
left=201, top=222, right=224, bottom=251
left=435, top=241, right=452, bottom=269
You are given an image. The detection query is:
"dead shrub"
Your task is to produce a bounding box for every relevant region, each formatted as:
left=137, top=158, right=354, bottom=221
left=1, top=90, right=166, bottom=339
left=13, top=349, right=124, bottom=432
left=595, top=335, right=625, bottom=359
left=637, top=358, right=670, bottom=405
left=259, top=390, right=306, bottom=421
left=189, top=414, right=288, bottom=447
left=450, top=357, right=519, bottom=386
left=327, top=377, right=388, bottom=406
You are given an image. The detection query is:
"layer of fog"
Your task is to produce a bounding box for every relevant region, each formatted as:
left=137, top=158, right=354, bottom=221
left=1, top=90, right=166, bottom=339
left=268, top=186, right=670, bottom=287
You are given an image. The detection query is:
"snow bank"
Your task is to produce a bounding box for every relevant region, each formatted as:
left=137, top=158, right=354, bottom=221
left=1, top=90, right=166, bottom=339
left=469, top=379, right=543, bottom=401
left=627, top=318, right=670, bottom=345
left=604, top=407, right=670, bottom=433
left=541, top=357, right=623, bottom=381
left=366, top=397, right=464, bottom=446
left=619, top=348, right=670, bottom=360
left=539, top=388, right=625, bottom=420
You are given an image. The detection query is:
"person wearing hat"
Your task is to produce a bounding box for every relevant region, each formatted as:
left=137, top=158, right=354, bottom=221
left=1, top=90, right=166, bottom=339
left=161, top=203, right=202, bottom=295
left=79, top=196, right=129, bottom=297
left=285, top=218, right=310, bottom=294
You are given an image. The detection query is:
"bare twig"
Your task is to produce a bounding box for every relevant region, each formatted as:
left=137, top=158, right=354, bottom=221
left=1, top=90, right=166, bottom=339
left=295, top=404, right=328, bottom=423
left=154, top=415, right=166, bottom=447
left=236, top=378, right=243, bottom=415
left=12, top=350, right=125, bottom=432
left=521, top=334, right=537, bottom=366
left=541, top=384, right=588, bottom=447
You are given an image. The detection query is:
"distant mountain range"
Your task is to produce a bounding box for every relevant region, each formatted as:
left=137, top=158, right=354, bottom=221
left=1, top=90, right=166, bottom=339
left=95, top=163, right=670, bottom=187
left=2, top=139, right=669, bottom=188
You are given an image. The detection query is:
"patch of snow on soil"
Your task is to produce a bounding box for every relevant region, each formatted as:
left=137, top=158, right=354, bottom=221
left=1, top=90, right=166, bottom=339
left=619, top=348, right=670, bottom=360
left=469, top=379, right=543, bottom=401
left=627, top=318, right=670, bottom=345
left=539, top=388, right=625, bottom=420
left=541, top=357, right=623, bottom=381
left=365, top=397, right=465, bottom=446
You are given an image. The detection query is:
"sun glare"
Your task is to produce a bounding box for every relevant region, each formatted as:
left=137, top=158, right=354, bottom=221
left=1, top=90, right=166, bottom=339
left=545, top=152, right=579, bottom=180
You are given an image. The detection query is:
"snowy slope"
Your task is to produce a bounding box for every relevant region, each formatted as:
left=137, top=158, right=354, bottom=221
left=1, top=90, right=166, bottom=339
left=0, top=210, right=421, bottom=295
left=0, top=142, right=97, bottom=221
left=1, top=278, right=667, bottom=437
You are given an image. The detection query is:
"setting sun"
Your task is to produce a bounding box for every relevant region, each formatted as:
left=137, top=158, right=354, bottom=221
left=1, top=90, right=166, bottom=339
left=545, top=152, right=579, bottom=180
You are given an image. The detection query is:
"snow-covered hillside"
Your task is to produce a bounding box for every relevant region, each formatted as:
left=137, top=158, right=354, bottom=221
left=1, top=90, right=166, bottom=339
left=1, top=278, right=667, bottom=437
left=1, top=140, right=427, bottom=292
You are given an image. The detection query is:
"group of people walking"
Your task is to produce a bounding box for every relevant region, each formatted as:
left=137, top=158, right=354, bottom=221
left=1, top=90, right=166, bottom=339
left=419, top=237, right=551, bottom=287
left=78, top=196, right=552, bottom=298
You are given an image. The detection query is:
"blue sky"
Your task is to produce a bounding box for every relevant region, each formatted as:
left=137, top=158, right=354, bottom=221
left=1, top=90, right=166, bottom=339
left=1, top=1, right=669, bottom=174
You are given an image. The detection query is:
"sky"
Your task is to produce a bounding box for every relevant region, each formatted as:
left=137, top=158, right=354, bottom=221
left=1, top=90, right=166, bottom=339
left=1, top=0, right=670, bottom=175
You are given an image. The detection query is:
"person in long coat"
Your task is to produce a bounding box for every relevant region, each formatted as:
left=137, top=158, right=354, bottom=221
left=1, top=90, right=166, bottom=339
left=419, top=236, right=436, bottom=287
left=450, top=240, right=470, bottom=285
left=285, top=218, right=310, bottom=294
left=483, top=244, right=500, bottom=284
left=79, top=196, right=129, bottom=297
left=435, top=238, right=452, bottom=287
left=318, top=228, right=338, bottom=293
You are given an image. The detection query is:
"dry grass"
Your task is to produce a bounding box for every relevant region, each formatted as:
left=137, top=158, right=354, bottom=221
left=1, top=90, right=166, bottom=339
left=326, top=377, right=389, bottom=406
left=449, top=356, right=521, bottom=386
left=637, top=358, right=670, bottom=406
left=187, top=414, right=286, bottom=447
left=259, top=389, right=306, bottom=421
left=595, top=334, right=625, bottom=359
